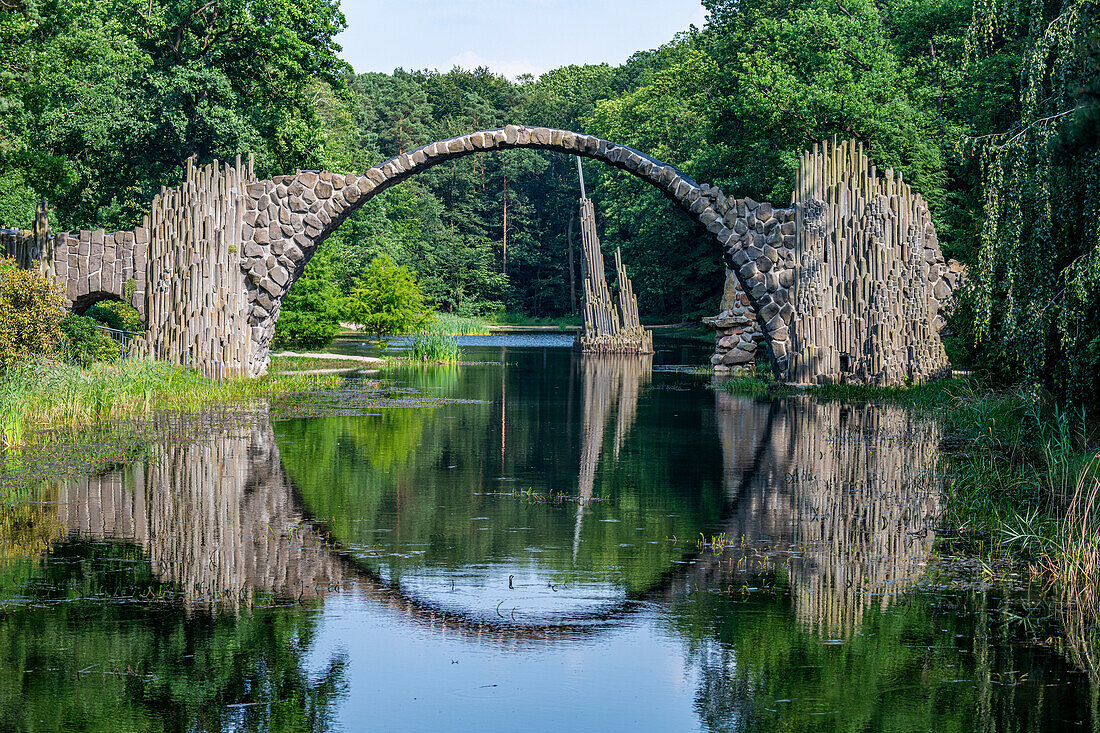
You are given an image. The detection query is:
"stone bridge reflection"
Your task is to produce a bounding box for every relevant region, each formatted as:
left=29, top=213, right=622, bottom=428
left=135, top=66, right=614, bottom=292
left=663, top=391, right=941, bottom=636
left=54, top=379, right=940, bottom=641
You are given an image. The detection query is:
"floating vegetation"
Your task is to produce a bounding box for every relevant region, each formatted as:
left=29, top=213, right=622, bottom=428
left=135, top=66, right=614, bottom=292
left=480, top=488, right=611, bottom=506
left=269, top=354, right=380, bottom=373
left=271, top=378, right=485, bottom=419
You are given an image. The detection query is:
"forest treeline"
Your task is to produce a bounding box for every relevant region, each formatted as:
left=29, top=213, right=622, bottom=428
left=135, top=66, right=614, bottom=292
left=0, top=0, right=1097, bottom=400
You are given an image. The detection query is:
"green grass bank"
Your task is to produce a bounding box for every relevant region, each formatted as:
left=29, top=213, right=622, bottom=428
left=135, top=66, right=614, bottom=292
left=0, top=357, right=341, bottom=448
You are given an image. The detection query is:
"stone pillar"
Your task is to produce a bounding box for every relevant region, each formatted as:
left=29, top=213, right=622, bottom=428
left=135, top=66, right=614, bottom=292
left=705, top=269, right=762, bottom=374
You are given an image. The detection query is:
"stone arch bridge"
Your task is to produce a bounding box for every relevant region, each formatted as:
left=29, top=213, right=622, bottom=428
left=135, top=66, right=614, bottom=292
left=1, top=126, right=960, bottom=385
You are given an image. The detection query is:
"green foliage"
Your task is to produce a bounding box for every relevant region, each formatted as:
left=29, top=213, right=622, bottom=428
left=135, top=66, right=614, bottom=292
left=273, top=257, right=341, bottom=350
left=0, top=355, right=340, bottom=446
left=419, top=312, right=491, bottom=335
left=345, top=255, right=432, bottom=339
left=58, top=314, right=120, bottom=366
left=0, top=256, right=65, bottom=369
left=85, top=299, right=142, bottom=333
left=3, top=0, right=354, bottom=231
left=410, top=333, right=461, bottom=363
left=962, top=0, right=1100, bottom=405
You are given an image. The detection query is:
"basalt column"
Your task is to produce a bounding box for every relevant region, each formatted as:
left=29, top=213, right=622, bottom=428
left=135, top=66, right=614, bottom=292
left=573, top=198, right=653, bottom=354
left=139, top=157, right=254, bottom=379
left=785, top=139, right=958, bottom=385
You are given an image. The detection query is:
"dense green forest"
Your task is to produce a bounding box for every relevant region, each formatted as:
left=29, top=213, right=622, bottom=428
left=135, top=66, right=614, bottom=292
left=0, top=0, right=1097, bottom=399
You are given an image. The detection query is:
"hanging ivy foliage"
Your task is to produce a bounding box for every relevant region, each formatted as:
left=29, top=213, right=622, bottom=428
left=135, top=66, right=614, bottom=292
left=964, top=0, right=1100, bottom=405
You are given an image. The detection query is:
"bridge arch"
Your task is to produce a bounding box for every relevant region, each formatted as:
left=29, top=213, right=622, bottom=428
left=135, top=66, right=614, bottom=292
left=5, top=128, right=957, bottom=384
left=239, top=125, right=796, bottom=375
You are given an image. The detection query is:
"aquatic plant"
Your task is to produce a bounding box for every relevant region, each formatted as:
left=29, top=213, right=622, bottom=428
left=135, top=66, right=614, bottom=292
left=410, top=333, right=461, bottom=363
left=419, top=313, right=491, bottom=336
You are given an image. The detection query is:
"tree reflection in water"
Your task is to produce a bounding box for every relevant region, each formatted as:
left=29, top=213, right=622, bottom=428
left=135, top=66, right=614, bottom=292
left=664, top=389, right=1092, bottom=731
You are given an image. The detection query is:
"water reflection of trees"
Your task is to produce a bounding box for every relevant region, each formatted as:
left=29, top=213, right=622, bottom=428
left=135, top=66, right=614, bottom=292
left=278, top=356, right=725, bottom=596
left=668, top=392, right=1091, bottom=731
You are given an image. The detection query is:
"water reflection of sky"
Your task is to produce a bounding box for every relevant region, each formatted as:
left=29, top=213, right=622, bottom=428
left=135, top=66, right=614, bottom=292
left=305, top=591, right=698, bottom=732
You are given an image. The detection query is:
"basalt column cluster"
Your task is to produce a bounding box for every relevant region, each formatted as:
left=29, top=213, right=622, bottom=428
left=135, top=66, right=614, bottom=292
left=573, top=198, right=653, bottom=354
left=139, top=157, right=254, bottom=379
left=786, top=139, right=961, bottom=385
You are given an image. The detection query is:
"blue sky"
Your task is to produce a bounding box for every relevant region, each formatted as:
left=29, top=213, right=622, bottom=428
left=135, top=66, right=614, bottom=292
left=335, top=0, right=708, bottom=79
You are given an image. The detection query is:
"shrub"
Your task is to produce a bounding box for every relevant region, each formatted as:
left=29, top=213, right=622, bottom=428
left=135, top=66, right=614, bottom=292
left=86, top=299, right=143, bottom=333
left=59, top=314, right=121, bottom=366
left=0, top=256, right=66, bottom=369
left=345, top=255, right=433, bottom=338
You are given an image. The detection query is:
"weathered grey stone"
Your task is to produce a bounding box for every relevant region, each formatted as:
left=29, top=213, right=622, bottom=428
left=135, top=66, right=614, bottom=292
left=259, top=277, right=281, bottom=297
left=723, top=349, right=754, bottom=366
left=270, top=265, right=289, bottom=287
left=284, top=243, right=304, bottom=262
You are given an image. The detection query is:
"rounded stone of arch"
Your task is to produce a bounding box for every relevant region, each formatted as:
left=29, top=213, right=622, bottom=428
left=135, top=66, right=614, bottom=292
left=239, top=125, right=792, bottom=376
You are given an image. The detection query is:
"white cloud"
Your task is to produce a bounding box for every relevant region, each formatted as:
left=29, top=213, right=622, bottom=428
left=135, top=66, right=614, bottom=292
left=443, top=51, right=546, bottom=81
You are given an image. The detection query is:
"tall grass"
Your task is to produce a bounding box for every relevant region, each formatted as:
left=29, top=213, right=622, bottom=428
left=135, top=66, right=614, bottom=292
left=490, top=313, right=581, bottom=329
left=0, top=356, right=339, bottom=447
left=419, top=313, right=491, bottom=335
left=410, top=333, right=461, bottom=363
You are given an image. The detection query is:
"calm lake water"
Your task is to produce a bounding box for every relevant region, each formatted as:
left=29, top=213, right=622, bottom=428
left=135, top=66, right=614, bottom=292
left=0, top=335, right=1093, bottom=731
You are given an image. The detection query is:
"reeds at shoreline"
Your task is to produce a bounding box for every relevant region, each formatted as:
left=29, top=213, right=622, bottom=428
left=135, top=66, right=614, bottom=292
left=0, top=357, right=339, bottom=447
